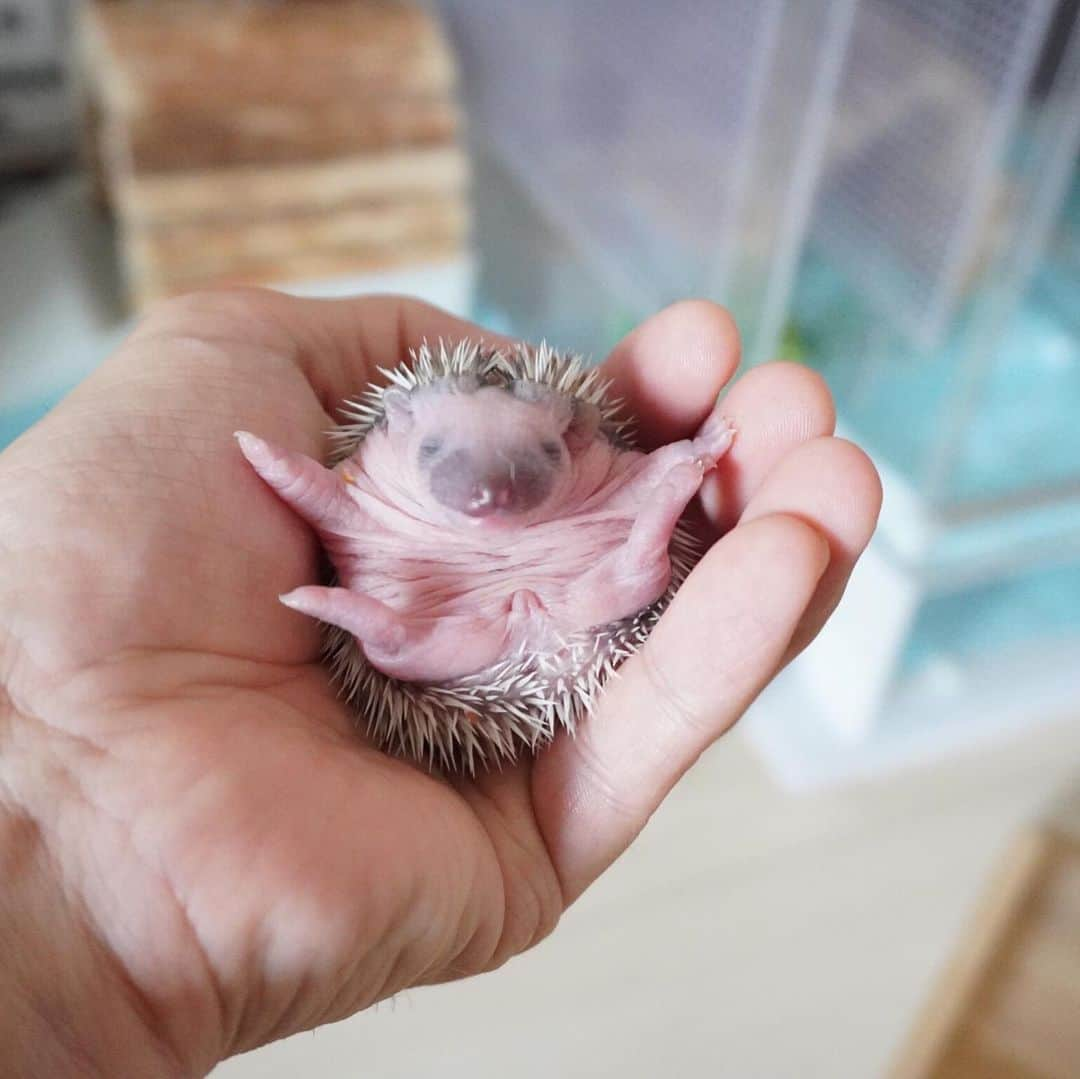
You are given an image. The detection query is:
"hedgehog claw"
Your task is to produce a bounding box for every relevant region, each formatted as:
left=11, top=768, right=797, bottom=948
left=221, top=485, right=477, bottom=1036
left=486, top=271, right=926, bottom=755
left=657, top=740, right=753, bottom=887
left=691, top=412, right=736, bottom=467
left=511, top=589, right=545, bottom=618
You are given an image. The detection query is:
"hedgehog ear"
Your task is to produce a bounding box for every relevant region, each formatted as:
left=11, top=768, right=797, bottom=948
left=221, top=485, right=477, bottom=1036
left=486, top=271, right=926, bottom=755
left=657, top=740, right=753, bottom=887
left=381, top=388, right=414, bottom=433
left=452, top=373, right=481, bottom=394
left=509, top=379, right=549, bottom=403
left=563, top=400, right=601, bottom=454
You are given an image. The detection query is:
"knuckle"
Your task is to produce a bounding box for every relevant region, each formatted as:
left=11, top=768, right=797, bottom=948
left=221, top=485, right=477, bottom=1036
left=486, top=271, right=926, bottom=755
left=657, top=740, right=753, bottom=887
left=570, top=732, right=642, bottom=825
left=638, top=644, right=713, bottom=744
left=132, top=287, right=287, bottom=350
left=150, top=286, right=274, bottom=322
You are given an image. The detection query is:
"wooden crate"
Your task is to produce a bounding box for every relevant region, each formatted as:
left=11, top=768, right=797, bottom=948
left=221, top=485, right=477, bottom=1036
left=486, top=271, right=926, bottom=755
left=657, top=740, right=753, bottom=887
left=78, top=0, right=469, bottom=308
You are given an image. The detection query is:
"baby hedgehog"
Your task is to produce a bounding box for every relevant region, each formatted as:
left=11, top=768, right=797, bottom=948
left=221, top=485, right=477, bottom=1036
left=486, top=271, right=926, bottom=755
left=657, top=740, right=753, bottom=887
left=237, top=340, right=733, bottom=771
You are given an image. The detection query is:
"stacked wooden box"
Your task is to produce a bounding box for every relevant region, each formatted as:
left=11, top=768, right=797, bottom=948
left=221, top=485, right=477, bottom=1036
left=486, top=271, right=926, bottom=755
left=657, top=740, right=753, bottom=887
left=79, top=0, right=470, bottom=310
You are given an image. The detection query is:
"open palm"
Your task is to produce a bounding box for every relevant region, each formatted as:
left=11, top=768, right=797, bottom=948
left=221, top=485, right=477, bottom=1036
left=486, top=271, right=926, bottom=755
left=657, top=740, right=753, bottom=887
left=0, top=290, right=880, bottom=1075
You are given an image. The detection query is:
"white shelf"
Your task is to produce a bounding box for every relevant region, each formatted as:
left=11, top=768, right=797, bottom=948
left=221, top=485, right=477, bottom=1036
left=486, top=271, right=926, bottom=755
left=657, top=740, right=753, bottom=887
left=744, top=646, right=1080, bottom=792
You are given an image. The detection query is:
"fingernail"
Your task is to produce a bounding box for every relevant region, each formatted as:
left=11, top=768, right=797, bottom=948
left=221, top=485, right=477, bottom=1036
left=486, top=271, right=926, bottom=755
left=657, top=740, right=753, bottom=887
left=234, top=430, right=260, bottom=455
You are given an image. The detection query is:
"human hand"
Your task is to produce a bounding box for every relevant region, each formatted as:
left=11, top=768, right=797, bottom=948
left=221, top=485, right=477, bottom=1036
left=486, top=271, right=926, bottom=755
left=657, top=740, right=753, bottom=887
left=0, top=290, right=880, bottom=1076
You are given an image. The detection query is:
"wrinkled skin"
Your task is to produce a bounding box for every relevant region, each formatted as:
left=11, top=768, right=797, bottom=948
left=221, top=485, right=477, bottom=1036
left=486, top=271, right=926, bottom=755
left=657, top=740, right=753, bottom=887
left=0, top=290, right=881, bottom=1076
left=238, top=376, right=735, bottom=682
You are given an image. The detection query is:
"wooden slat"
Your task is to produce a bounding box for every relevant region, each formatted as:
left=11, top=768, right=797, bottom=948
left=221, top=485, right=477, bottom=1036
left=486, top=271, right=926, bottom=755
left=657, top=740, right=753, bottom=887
left=104, top=96, right=460, bottom=172
left=129, top=241, right=465, bottom=309
left=124, top=195, right=467, bottom=278
left=114, top=146, right=469, bottom=224
left=891, top=827, right=1080, bottom=1079
left=83, top=0, right=457, bottom=117
left=79, top=0, right=469, bottom=311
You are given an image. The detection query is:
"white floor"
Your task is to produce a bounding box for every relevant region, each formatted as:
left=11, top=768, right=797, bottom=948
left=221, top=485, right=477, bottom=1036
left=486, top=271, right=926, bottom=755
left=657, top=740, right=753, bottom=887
left=215, top=712, right=1080, bottom=1079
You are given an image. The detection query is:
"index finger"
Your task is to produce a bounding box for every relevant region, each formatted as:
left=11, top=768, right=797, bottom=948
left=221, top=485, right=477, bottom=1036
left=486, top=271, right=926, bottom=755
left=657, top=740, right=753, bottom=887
left=127, top=288, right=513, bottom=417
left=149, top=289, right=740, bottom=441
left=286, top=292, right=518, bottom=412
left=282, top=293, right=742, bottom=444
left=600, top=300, right=741, bottom=447
left=283, top=293, right=742, bottom=441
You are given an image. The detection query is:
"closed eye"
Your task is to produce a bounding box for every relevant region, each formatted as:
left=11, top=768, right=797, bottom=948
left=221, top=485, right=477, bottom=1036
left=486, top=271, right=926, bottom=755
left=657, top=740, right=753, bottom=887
left=541, top=440, right=563, bottom=464
left=419, top=437, right=443, bottom=461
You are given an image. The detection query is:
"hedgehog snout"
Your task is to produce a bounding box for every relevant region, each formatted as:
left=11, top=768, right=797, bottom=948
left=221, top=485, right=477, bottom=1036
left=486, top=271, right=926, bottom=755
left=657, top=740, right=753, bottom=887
left=430, top=448, right=554, bottom=518
left=465, top=476, right=513, bottom=516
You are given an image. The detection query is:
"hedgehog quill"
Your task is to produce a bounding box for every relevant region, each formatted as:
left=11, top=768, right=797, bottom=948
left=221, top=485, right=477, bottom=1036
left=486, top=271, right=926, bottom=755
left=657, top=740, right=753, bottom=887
left=236, top=340, right=734, bottom=772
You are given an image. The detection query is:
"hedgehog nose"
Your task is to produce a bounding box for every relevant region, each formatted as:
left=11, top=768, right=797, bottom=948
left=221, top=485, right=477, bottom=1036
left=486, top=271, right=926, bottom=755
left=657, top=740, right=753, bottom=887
left=466, top=478, right=513, bottom=516
left=431, top=450, right=553, bottom=518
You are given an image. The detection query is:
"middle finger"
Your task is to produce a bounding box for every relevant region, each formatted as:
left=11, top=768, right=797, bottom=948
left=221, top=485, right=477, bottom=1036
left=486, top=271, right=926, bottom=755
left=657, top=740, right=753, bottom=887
left=700, top=360, right=837, bottom=535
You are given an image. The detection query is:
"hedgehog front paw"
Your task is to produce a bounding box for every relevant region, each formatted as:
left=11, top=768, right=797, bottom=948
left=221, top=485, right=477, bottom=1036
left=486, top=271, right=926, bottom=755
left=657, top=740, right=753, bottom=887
left=279, top=585, right=408, bottom=657
left=510, top=588, right=546, bottom=619
left=691, top=411, right=736, bottom=469
left=625, top=462, right=703, bottom=562
left=236, top=430, right=357, bottom=532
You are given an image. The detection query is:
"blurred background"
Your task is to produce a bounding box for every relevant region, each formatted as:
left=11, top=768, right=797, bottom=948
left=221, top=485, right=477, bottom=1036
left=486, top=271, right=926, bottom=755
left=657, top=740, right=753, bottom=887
left=3, top=1, right=1080, bottom=1075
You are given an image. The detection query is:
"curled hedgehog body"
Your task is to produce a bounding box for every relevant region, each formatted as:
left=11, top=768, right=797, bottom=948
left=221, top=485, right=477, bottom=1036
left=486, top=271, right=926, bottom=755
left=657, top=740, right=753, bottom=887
left=237, top=341, right=734, bottom=772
